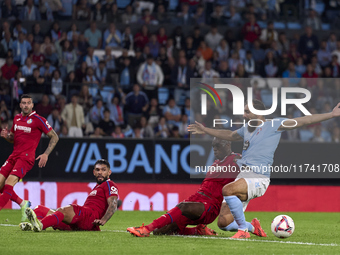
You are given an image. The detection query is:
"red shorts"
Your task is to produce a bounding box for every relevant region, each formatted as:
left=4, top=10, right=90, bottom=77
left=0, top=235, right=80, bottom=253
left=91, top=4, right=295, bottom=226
left=68, top=204, right=100, bottom=231
left=0, top=155, right=34, bottom=180
left=176, top=192, right=221, bottom=230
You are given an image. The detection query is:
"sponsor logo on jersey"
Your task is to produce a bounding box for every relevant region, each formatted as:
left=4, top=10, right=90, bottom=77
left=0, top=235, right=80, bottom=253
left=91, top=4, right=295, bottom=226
left=27, top=119, right=33, bottom=124
left=89, top=190, right=97, bottom=196
left=14, top=124, right=31, bottom=133
left=110, top=186, right=118, bottom=195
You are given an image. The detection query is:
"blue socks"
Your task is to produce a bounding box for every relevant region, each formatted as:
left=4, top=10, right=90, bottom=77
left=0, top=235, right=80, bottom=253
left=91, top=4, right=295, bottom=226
left=224, top=196, right=247, bottom=231
left=219, top=220, right=254, bottom=232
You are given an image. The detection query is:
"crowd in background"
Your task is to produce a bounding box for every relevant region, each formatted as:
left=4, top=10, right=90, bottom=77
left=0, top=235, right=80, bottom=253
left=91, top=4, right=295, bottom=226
left=1, top=0, right=340, bottom=142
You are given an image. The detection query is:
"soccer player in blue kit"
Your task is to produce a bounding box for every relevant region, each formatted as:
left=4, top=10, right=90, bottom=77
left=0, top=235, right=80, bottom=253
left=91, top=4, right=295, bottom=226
left=188, top=99, right=340, bottom=238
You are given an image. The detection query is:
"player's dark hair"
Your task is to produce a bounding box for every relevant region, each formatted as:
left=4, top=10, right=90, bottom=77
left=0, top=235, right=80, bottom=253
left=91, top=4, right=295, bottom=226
left=95, top=159, right=110, bottom=169
left=20, top=94, right=32, bottom=103
left=246, top=99, right=266, bottom=111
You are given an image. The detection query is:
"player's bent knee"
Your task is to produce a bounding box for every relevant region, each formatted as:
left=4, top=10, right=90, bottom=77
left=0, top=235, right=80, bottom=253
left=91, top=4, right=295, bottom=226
left=222, top=185, right=235, bottom=196
left=217, top=217, right=227, bottom=229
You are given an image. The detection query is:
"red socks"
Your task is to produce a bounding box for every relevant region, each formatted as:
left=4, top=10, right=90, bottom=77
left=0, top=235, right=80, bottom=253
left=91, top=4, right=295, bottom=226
left=146, top=206, right=183, bottom=232
left=41, top=211, right=65, bottom=230
left=0, top=186, right=23, bottom=206
left=34, top=205, right=51, bottom=219
left=0, top=184, right=13, bottom=210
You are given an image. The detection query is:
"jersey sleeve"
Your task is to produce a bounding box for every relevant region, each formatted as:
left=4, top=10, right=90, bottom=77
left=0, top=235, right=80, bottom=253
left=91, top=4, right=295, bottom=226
left=34, top=115, right=53, bottom=134
left=273, top=118, right=288, bottom=133
left=236, top=126, right=245, bottom=138
left=104, top=181, right=119, bottom=199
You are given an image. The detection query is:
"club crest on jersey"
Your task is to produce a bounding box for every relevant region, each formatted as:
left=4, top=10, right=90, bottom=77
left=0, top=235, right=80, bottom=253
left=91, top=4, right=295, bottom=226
left=89, top=190, right=97, bottom=196
left=27, top=119, right=33, bottom=124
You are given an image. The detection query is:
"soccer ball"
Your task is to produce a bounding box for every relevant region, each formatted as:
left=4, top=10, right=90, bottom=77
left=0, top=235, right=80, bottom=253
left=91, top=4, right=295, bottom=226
left=271, top=215, right=295, bottom=238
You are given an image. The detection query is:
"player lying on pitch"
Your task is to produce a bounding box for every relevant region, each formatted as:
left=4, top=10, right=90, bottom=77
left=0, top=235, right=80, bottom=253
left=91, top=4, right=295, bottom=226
left=127, top=138, right=266, bottom=237
left=20, top=159, right=118, bottom=232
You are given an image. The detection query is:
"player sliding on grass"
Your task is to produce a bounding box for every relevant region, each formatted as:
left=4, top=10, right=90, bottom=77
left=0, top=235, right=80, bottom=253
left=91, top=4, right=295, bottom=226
left=0, top=94, right=59, bottom=221
left=127, top=138, right=266, bottom=237
left=188, top=99, right=340, bottom=238
left=20, top=159, right=118, bottom=232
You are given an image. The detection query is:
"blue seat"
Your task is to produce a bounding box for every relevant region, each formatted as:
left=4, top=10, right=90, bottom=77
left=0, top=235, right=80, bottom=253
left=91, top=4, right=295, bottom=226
left=273, top=22, right=286, bottom=29
left=299, top=130, right=314, bottom=142
left=158, top=87, right=170, bottom=105
left=287, top=22, right=302, bottom=30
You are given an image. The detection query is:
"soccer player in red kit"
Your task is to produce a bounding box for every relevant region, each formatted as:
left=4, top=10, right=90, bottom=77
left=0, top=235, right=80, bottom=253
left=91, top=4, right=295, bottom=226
left=21, top=159, right=118, bottom=232
left=0, top=94, right=59, bottom=221
left=127, top=138, right=243, bottom=237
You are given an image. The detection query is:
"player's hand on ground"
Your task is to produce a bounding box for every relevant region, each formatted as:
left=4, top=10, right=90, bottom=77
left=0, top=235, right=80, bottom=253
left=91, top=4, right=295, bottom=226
left=332, top=103, right=340, bottom=117
left=36, top=153, right=48, bottom=168
left=187, top=121, right=206, bottom=134
left=1, top=126, right=8, bottom=138
left=93, top=219, right=106, bottom=226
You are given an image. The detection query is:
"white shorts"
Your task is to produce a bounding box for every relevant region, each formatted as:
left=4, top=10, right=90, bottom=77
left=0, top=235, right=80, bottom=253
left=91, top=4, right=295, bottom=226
left=236, top=171, right=270, bottom=211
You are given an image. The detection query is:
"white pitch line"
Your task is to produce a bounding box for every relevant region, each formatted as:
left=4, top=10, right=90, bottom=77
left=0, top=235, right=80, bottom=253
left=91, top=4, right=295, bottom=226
left=2, top=224, right=338, bottom=247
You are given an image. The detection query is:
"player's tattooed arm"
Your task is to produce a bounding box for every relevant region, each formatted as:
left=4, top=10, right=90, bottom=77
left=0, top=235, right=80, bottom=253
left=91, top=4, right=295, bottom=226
left=93, top=196, right=118, bottom=226
left=44, top=130, right=59, bottom=156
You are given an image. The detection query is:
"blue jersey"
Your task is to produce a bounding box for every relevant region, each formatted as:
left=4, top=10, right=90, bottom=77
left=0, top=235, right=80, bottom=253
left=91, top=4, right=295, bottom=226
left=236, top=118, right=287, bottom=177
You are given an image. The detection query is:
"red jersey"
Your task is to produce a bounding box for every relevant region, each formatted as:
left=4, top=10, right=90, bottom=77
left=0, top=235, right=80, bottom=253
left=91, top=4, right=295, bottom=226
left=10, top=111, right=52, bottom=160
left=197, top=153, right=240, bottom=205
left=242, top=22, right=261, bottom=43
left=83, top=179, right=118, bottom=219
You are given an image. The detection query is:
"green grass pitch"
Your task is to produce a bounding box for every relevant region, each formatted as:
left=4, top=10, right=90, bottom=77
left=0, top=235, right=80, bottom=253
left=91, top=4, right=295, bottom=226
left=0, top=210, right=339, bottom=255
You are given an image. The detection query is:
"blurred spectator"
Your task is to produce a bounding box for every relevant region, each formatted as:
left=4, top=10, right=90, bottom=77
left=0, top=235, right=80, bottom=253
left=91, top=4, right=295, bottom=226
left=139, top=116, right=154, bottom=137
left=228, top=51, right=243, bottom=73
left=84, top=47, right=99, bottom=69
left=119, top=57, right=134, bottom=93
left=59, top=124, right=69, bottom=137
left=55, top=36, right=77, bottom=78
left=0, top=100, right=10, bottom=123
left=61, top=94, right=85, bottom=137
left=329, top=55, right=340, bottom=77
left=90, top=127, right=103, bottom=138
left=78, top=84, right=92, bottom=115
left=121, top=5, right=138, bottom=24
left=134, top=25, right=149, bottom=50
left=65, top=71, right=79, bottom=92
left=218, top=60, right=232, bottom=78
left=32, top=24, right=44, bottom=44
left=225, top=6, right=242, bottom=28
left=107, top=95, right=124, bottom=126
left=47, top=107, right=64, bottom=135
left=98, top=108, right=115, bottom=136
left=83, top=67, right=100, bottom=98
left=13, top=21, right=27, bottom=39
left=163, top=97, right=181, bottom=127
left=74, top=33, right=89, bottom=57
left=282, top=62, right=302, bottom=84
left=20, top=0, right=41, bottom=20
left=102, top=46, right=116, bottom=72
left=76, top=61, right=88, bottom=82
left=178, top=114, right=189, bottom=138
left=13, top=32, right=32, bottom=66
left=235, top=64, right=248, bottom=78
left=298, top=26, right=319, bottom=60
left=147, top=34, right=160, bottom=58
left=192, top=5, right=205, bottom=26
left=331, top=41, right=340, bottom=65
left=277, top=32, right=290, bottom=54
left=157, top=27, right=167, bottom=46
left=73, top=0, right=90, bottom=21
left=26, top=68, right=46, bottom=101
left=317, top=40, right=332, bottom=68
left=84, top=22, right=102, bottom=49
left=302, top=64, right=318, bottom=88
left=259, top=21, right=278, bottom=48
left=205, top=25, right=223, bottom=51
left=216, top=39, right=229, bottom=62
left=170, top=126, right=181, bottom=138
left=111, top=125, right=124, bottom=138
left=177, top=3, right=194, bottom=25
left=39, top=0, right=63, bottom=20
left=210, top=4, right=225, bottom=25
left=92, top=2, right=106, bottom=22
left=39, top=59, right=56, bottom=79
left=1, top=32, right=13, bottom=54
left=192, top=27, right=204, bottom=50
left=326, top=33, right=337, bottom=53
left=200, top=61, right=219, bottom=81
left=310, top=126, right=326, bottom=142
left=311, top=55, right=322, bottom=76
left=106, top=3, right=121, bottom=23
left=96, top=60, right=108, bottom=85
left=277, top=52, right=290, bottom=77
left=50, top=22, right=62, bottom=43
left=295, top=57, right=306, bottom=75
left=232, top=40, right=246, bottom=61
left=137, top=55, right=164, bottom=99
left=144, top=97, right=162, bottom=127
left=165, top=38, right=176, bottom=59
left=35, top=94, right=53, bottom=118
left=156, top=4, right=169, bottom=24
left=89, top=98, right=104, bottom=126
left=58, top=0, right=77, bottom=20
left=41, top=36, right=56, bottom=56
left=172, top=26, right=185, bottom=51
left=171, top=57, right=190, bottom=88
left=198, top=41, right=213, bottom=61
left=304, top=9, right=321, bottom=30
left=184, top=36, right=195, bottom=60
left=1, top=56, right=18, bottom=80
left=332, top=126, right=340, bottom=143
left=67, top=23, right=80, bottom=41
left=242, top=14, right=261, bottom=50
left=22, top=57, right=37, bottom=77
left=154, top=116, right=170, bottom=138
left=125, top=84, right=149, bottom=126
left=140, top=8, right=157, bottom=25
left=0, top=21, right=10, bottom=39
left=103, top=23, right=122, bottom=48
left=244, top=51, right=255, bottom=75
left=121, top=26, right=134, bottom=50
left=1, top=0, right=19, bottom=20
left=251, top=40, right=265, bottom=64
left=0, top=70, right=10, bottom=107
left=51, top=69, right=63, bottom=101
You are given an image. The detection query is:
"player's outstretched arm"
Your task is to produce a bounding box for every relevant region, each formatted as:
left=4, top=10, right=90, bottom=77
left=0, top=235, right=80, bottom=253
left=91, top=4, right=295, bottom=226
left=36, top=130, right=59, bottom=168
left=188, top=121, right=243, bottom=141
left=93, top=196, right=118, bottom=226
left=1, top=127, right=14, bottom=143
left=278, top=103, right=340, bottom=131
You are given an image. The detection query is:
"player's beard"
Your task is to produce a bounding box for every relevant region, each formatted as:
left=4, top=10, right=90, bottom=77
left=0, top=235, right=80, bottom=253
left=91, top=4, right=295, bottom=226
left=96, top=175, right=108, bottom=184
